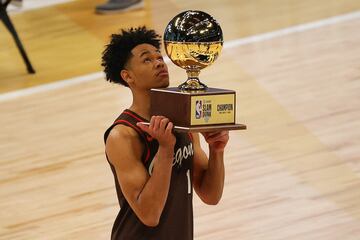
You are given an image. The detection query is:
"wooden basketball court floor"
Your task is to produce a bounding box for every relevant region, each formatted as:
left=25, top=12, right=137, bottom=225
left=1, top=0, right=360, bottom=239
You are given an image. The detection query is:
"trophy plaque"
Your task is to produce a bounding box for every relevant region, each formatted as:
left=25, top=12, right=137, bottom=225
left=150, top=10, right=246, bottom=132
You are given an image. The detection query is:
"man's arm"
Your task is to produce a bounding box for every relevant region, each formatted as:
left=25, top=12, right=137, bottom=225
left=106, top=116, right=175, bottom=227
left=192, top=131, right=229, bottom=205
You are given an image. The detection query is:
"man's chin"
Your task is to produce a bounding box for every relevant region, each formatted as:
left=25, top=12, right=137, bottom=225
left=159, top=78, right=170, bottom=88
left=162, top=82, right=170, bottom=88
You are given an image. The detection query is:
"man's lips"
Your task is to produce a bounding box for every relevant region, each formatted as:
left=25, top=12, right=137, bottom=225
left=156, top=70, right=169, bottom=76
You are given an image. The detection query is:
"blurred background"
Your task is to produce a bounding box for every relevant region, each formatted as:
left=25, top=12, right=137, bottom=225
left=1, top=0, right=360, bottom=239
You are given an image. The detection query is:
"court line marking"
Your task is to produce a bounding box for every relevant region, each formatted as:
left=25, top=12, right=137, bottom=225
left=1, top=10, right=360, bottom=102
left=7, top=0, right=74, bottom=14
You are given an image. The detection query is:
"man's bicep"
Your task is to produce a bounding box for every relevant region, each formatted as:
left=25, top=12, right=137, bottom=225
left=105, top=126, right=149, bottom=204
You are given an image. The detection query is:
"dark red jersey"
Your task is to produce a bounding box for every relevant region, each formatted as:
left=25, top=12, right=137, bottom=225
left=104, top=109, right=194, bottom=240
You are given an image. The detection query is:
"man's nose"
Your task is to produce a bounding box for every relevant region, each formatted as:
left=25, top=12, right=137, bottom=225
left=155, top=59, right=164, bottom=68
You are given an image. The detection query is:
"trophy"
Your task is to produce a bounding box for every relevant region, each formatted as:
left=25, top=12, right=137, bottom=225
left=150, top=10, right=246, bottom=132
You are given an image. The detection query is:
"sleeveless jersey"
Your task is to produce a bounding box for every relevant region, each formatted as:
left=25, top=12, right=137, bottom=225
left=104, top=109, right=194, bottom=240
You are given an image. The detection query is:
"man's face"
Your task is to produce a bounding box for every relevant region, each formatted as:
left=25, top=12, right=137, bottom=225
left=124, top=43, right=169, bottom=89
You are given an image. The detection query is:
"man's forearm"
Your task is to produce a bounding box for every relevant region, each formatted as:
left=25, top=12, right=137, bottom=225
left=198, top=148, right=225, bottom=204
left=135, top=146, right=173, bottom=225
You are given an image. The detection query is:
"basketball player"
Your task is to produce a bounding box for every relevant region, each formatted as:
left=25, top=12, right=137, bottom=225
left=102, top=26, right=229, bottom=240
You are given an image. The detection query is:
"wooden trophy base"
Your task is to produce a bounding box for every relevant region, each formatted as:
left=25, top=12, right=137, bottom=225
left=150, top=87, right=247, bottom=132
left=171, top=123, right=247, bottom=132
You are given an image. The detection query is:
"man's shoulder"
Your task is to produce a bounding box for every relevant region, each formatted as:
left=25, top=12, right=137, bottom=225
left=107, top=124, right=139, bottom=143
left=105, top=124, right=145, bottom=167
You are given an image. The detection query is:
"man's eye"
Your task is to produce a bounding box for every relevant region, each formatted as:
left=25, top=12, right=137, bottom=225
left=144, top=58, right=151, bottom=63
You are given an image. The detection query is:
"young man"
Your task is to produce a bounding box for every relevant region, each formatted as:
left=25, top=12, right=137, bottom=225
left=102, top=26, right=229, bottom=240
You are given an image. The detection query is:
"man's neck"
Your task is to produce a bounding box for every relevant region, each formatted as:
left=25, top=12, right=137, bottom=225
left=129, top=90, right=151, bottom=121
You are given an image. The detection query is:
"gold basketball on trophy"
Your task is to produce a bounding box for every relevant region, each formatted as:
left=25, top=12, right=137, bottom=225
left=163, top=10, right=223, bottom=90
left=150, top=10, right=246, bottom=132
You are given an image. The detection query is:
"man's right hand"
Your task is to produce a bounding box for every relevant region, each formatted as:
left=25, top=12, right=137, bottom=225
left=137, top=116, right=176, bottom=149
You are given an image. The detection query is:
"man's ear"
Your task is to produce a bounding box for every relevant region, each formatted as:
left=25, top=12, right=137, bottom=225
left=120, top=69, right=135, bottom=85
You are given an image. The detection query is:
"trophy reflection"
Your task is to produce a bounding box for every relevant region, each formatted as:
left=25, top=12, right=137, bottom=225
left=150, top=10, right=246, bottom=132
left=165, top=42, right=223, bottom=90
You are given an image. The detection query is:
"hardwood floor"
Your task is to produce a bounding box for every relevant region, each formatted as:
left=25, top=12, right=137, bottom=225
left=0, top=0, right=359, bottom=239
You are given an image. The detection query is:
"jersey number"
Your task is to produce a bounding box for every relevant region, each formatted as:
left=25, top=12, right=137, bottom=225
left=186, top=169, right=191, bottom=194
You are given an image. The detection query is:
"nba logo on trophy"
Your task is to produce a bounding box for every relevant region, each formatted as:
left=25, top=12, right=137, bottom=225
left=195, top=100, right=202, bottom=119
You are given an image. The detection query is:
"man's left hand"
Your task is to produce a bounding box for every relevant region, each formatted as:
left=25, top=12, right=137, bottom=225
left=201, top=131, right=229, bottom=152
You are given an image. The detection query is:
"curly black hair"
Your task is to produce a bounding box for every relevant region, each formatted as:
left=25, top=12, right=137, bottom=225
left=101, top=26, right=161, bottom=87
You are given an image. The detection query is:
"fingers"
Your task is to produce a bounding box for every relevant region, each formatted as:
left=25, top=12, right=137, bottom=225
left=150, top=115, right=159, bottom=131
left=165, top=121, right=173, bottom=135
left=136, top=122, right=150, bottom=133
left=202, top=130, right=229, bottom=144
left=136, top=116, right=173, bottom=136
left=202, top=130, right=228, bottom=139
left=210, top=133, right=229, bottom=143
left=150, top=116, right=168, bottom=132
left=160, top=118, right=170, bottom=132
